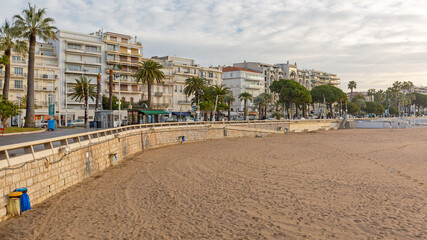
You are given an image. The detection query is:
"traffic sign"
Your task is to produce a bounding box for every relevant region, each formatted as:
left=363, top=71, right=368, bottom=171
left=49, top=104, right=55, bottom=116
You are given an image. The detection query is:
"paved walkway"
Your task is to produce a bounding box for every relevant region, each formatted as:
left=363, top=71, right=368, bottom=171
left=0, top=128, right=99, bottom=146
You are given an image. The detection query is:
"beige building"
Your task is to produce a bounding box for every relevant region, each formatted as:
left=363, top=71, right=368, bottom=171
left=309, top=70, right=340, bottom=87
left=151, top=56, right=222, bottom=113
left=409, top=86, right=427, bottom=95
left=104, top=32, right=143, bottom=107
left=0, top=42, right=59, bottom=125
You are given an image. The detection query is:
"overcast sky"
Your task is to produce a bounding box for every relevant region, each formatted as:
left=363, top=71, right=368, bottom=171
left=1, top=0, right=427, bottom=91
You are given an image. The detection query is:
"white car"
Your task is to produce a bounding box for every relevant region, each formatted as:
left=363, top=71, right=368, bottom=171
left=70, top=119, right=85, bottom=127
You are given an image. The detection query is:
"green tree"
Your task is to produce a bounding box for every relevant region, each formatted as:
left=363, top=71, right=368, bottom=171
left=270, top=79, right=311, bottom=119
left=311, top=84, right=346, bottom=118
left=223, top=94, right=235, bottom=121
left=367, top=88, right=376, bottom=102
left=364, top=102, right=385, bottom=115
left=0, top=55, right=9, bottom=69
left=253, top=95, right=265, bottom=120
left=134, top=59, right=165, bottom=109
left=347, top=102, right=360, bottom=116
left=259, top=92, right=273, bottom=119
left=68, top=76, right=96, bottom=127
left=239, top=91, right=252, bottom=120
left=14, top=4, right=58, bottom=127
left=0, top=20, right=28, bottom=100
left=0, top=97, right=22, bottom=124
left=348, top=81, right=357, bottom=99
left=412, top=93, right=427, bottom=115
left=184, top=76, right=207, bottom=106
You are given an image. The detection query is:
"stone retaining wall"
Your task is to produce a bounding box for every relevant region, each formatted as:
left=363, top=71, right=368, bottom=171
left=0, top=121, right=338, bottom=221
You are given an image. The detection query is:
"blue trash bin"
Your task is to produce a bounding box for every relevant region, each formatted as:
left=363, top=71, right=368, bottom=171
left=48, top=120, right=56, bottom=130
left=14, top=188, right=31, bottom=212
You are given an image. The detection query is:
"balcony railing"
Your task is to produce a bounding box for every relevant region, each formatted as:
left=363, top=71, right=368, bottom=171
left=178, top=100, right=191, bottom=105
left=154, top=92, right=163, bottom=97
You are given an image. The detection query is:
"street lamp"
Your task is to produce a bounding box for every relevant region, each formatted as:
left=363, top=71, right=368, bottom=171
left=115, top=64, right=123, bottom=127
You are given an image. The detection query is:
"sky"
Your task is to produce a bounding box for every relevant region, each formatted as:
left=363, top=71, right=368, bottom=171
left=1, top=0, right=427, bottom=91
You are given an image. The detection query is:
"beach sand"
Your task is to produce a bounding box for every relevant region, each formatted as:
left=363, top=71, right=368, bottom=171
left=0, top=128, right=426, bottom=239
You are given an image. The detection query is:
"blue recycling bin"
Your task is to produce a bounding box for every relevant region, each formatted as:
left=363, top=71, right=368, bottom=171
left=48, top=119, right=56, bottom=130
left=14, top=187, right=31, bottom=212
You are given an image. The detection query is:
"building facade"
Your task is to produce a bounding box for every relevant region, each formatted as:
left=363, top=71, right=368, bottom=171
left=233, top=61, right=283, bottom=93
left=103, top=32, right=143, bottom=107
left=222, top=67, right=264, bottom=115
left=51, top=30, right=105, bottom=123
left=308, top=70, right=340, bottom=88
left=0, top=42, right=59, bottom=125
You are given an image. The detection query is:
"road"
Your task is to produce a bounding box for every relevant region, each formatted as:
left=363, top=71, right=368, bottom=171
left=0, top=128, right=100, bottom=147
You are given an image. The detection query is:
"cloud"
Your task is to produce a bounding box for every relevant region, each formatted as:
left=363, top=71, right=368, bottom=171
left=1, top=0, right=427, bottom=90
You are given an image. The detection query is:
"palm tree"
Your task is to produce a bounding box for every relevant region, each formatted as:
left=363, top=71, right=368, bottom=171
left=348, top=81, right=357, bottom=99
left=134, top=59, right=164, bottom=109
left=18, top=95, right=39, bottom=109
left=367, top=89, right=376, bottom=102
left=224, top=94, right=235, bottom=121
left=0, top=20, right=28, bottom=100
left=239, top=91, right=252, bottom=120
left=259, top=92, right=273, bottom=119
left=14, top=4, right=58, bottom=127
left=184, top=76, right=207, bottom=106
left=253, top=95, right=265, bottom=119
left=0, top=55, right=8, bottom=68
left=68, top=76, right=96, bottom=127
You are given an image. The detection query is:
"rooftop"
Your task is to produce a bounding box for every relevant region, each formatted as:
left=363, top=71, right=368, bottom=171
left=222, top=67, right=262, bottom=74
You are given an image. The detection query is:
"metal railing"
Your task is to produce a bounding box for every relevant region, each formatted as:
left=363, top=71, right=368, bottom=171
left=0, top=119, right=339, bottom=169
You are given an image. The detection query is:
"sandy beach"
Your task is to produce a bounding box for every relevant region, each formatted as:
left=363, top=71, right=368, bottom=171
left=0, top=128, right=426, bottom=239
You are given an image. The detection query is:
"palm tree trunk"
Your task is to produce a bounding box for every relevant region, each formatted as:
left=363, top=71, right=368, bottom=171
left=227, top=102, right=231, bottom=121
left=147, top=81, right=151, bottom=109
left=258, top=105, right=262, bottom=120
left=84, top=96, right=88, bottom=127
left=243, top=100, right=247, bottom=120
left=24, top=35, right=36, bottom=128
left=2, top=48, right=11, bottom=99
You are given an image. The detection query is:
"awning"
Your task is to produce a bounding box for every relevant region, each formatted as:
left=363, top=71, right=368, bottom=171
left=172, top=112, right=192, bottom=116
left=139, top=110, right=169, bottom=115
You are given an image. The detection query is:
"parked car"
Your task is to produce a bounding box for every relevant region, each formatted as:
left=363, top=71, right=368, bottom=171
left=41, top=121, right=48, bottom=128
left=70, top=119, right=84, bottom=127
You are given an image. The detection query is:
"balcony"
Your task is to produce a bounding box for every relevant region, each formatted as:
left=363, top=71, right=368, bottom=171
left=246, top=84, right=262, bottom=89
left=154, top=92, right=163, bottom=97
left=178, top=100, right=191, bottom=105
left=35, top=74, right=57, bottom=80
left=152, top=103, right=169, bottom=108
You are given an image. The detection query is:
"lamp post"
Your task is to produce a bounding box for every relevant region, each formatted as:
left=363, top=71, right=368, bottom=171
left=115, top=64, right=123, bottom=127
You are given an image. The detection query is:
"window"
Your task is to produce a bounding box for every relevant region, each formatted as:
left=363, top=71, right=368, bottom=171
left=12, top=56, right=21, bottom=61
left=110, top=36, right=117, bottom=41
left=175, top=86, right=177, bottom=92
left=121, top=38, right=128, bottom=43
left=86, top=45, right=98, bottom=53
left=66, top=64, right=81, bottom=71
left=194, top=69, right=197, bottom=74
left=48, top=94, right=55, bottom=105
left=14, top=68, right=23, bottom=75
left=180, top=85, right=182, bottom=92
left=14, top=80, right=23, bottom=89
left=0, top=79, right=2, bottom=87
left=67, top=43, right=81, bottom=50
left=0, top=68, right=2, bottom=74
left=107, top=44, right=116, bottom=51
left=208, top=72, right=213, bottom=78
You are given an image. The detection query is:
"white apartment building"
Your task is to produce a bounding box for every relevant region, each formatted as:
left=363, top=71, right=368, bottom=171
left=233, top=61, right=283, bottom=93
left=50, top=30, right=105, bottom=124
left=222, top=67, right=264, bottom=114
left=0, top=42, right=59, bottom=126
